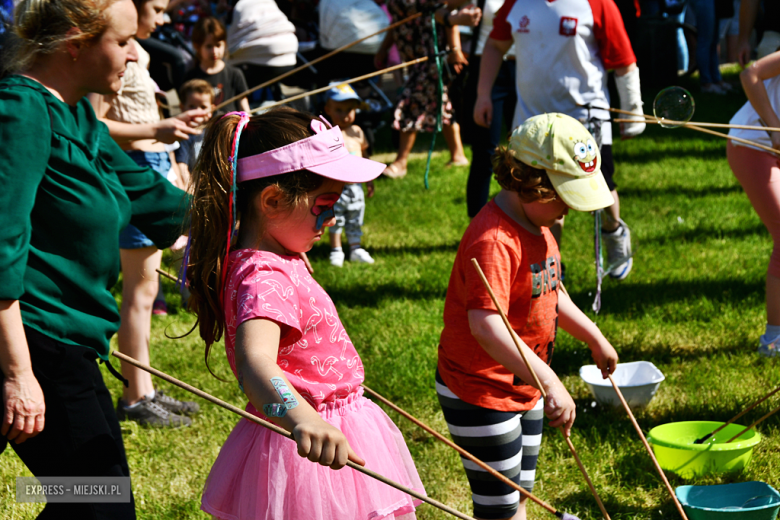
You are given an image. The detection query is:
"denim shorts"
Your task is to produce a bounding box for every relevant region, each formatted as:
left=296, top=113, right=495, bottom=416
left=118, top=150, right=171, bottom=249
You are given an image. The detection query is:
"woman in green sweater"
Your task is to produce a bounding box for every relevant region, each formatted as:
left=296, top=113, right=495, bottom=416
left=0, top=0, right=188, bottom=517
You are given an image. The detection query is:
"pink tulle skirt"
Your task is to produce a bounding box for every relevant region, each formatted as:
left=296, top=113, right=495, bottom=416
left=202, top=388, right=425, bottom=520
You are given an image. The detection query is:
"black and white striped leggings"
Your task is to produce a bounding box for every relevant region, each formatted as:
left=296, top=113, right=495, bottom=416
left=436, top=371, right=544, bottom=520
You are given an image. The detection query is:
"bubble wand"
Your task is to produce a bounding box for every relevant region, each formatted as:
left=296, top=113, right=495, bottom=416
left=609, top=86, right=780, bottom=156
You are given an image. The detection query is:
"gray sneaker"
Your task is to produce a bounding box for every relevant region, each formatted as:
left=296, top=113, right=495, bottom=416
left=153, top=389, right=200, bottom=416
left=116, top=396, right=191, bottom=428
left=602, top=219, right=633, bottom=280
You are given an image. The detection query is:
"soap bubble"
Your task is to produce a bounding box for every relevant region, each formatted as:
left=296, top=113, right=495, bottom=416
left=653, top=86, right=695, bottom=128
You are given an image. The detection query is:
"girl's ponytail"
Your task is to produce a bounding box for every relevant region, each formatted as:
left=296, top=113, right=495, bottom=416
left=186, top=113, right=243, bottom=370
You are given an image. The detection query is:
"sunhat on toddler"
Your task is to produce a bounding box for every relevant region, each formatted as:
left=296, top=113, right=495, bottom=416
left=509, top=113, right=615, bottom=211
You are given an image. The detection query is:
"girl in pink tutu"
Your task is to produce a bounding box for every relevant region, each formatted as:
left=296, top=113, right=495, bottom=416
left=185, top=108, right=425, bottom=520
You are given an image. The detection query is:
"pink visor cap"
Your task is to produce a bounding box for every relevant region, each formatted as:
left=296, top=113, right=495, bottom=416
left=236, top=118, right=386, bottom=184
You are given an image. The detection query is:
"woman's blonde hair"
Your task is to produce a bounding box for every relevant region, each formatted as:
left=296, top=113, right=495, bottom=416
left=492, top=145, right=558, bottom=204
left=7, top=0, right=118, bottom=72
left=186, top=108, right=325, bottom=374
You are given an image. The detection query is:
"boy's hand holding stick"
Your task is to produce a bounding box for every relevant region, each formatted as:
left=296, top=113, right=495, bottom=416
left=471, top=258, right=612, bottom=520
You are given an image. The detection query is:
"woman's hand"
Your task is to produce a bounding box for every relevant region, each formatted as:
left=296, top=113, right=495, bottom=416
left=293, top=417, right=365, bottom=470
left=473, top=93, right=493, bottom=128
left=590, top=339, right=618, bottom=379
left=2, top=370, right=45, bottom=444
left=448, top=48, right=469, bottom=74
left=543, top=380, right=576, bottom=437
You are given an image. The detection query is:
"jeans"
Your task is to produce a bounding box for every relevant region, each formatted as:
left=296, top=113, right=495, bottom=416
left=118, top=150, right=171, bottom=249
left=688, top=0, right=721, bottom=84
left=643, top=0, right=689, bottom=72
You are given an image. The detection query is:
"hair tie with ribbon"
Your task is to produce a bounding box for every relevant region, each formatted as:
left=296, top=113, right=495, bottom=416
left=209, top=111, right=251, bottom=306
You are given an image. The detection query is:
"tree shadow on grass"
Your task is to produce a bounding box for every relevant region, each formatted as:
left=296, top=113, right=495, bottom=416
left=326, top=280, right=447, bottom=307
left=551, top=341, right=751, bottom=380
left=619, top=184, right=744, bottom=199
left=614, top=145, right=725, bottom=165
left=567, top=278, right=763, bottom=319
left=640, top=223, right=766, bottom=246
left=309, top=241, right=461, bottom=261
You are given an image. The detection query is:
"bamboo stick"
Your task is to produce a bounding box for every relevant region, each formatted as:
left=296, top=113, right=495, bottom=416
left=250, top=57, right=428, bottom=115
left=694, top=384, right=780, bottom=443
left=725, top=403, right=780, bottom=443
left=613, top=118, right=780, bottom=133
left=214, top=12, right=422, bottom=112
left=607, top=375, right=689, bottom=520
left=603, top=106, right=780, bottom=156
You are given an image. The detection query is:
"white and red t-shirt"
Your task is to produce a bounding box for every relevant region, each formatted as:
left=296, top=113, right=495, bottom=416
left=490, top=0, right=635, bottom=141
left=224, top=250, right=364, bottom=408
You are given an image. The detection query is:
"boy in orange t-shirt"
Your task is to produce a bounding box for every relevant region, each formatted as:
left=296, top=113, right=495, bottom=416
left=437, top=113, right=619, bottom=520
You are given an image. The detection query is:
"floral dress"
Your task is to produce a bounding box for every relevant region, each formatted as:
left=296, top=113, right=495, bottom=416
left=388, top=0, right=454, bottom=132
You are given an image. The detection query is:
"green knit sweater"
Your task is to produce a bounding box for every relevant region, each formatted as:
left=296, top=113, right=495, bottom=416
left=0, top=75, right=188, bottom=359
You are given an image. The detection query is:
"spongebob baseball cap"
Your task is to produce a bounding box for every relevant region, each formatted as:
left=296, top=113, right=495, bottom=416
left=508, top=113, right=614, bottom=212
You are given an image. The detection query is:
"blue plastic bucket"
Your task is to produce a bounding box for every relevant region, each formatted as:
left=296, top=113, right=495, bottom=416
left=676, top=482, right=780, bottom=520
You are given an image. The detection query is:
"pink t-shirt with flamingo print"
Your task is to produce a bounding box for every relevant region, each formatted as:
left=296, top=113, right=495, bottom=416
left=224, top=249, right=364, bottom=408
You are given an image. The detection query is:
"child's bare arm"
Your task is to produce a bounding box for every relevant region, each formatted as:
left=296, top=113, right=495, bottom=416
left=235, top=318, right=365, bottom=469
left=176, top=162, right=191, bottom=192
left=558, top=289, right=618, bottom=378
left=446, top=26, right=468, bottom=74
left=474, top=38, right=512, bottom=127
left=468, top=309, right=576, bottom=436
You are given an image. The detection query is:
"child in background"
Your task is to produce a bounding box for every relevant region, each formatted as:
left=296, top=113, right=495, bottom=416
left=185, top=16, right=250, bottom=114
left=175, top=79, right=215, bottom=188
left=322, top=84, right=376, bottom=267
left=437, top=113, right=619, bottom=520
left=728, top=50, right=780, bottom=356
left=186, top=108, right=425, bottom=519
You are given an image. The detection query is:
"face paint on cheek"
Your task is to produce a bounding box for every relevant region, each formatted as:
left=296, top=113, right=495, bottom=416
left=315, top=207, right=335, bottom=230
left=311, top=193, right=341, bottom=230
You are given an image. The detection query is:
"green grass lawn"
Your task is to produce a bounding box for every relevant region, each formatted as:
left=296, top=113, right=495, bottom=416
left=2, top=73, right=779, bottom=519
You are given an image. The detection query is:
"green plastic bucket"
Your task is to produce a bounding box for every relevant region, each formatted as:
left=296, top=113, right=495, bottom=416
left=676, top=482, right=780, bottom=520
left=647, top=421, right=761, bottom=478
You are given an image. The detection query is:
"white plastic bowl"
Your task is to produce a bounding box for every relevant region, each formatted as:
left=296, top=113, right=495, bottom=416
left=579, top=361, right=665, bottom=409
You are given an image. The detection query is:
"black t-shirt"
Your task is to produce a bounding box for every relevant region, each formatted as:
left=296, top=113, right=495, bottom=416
left=184, top=63, right=249, bottom=113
